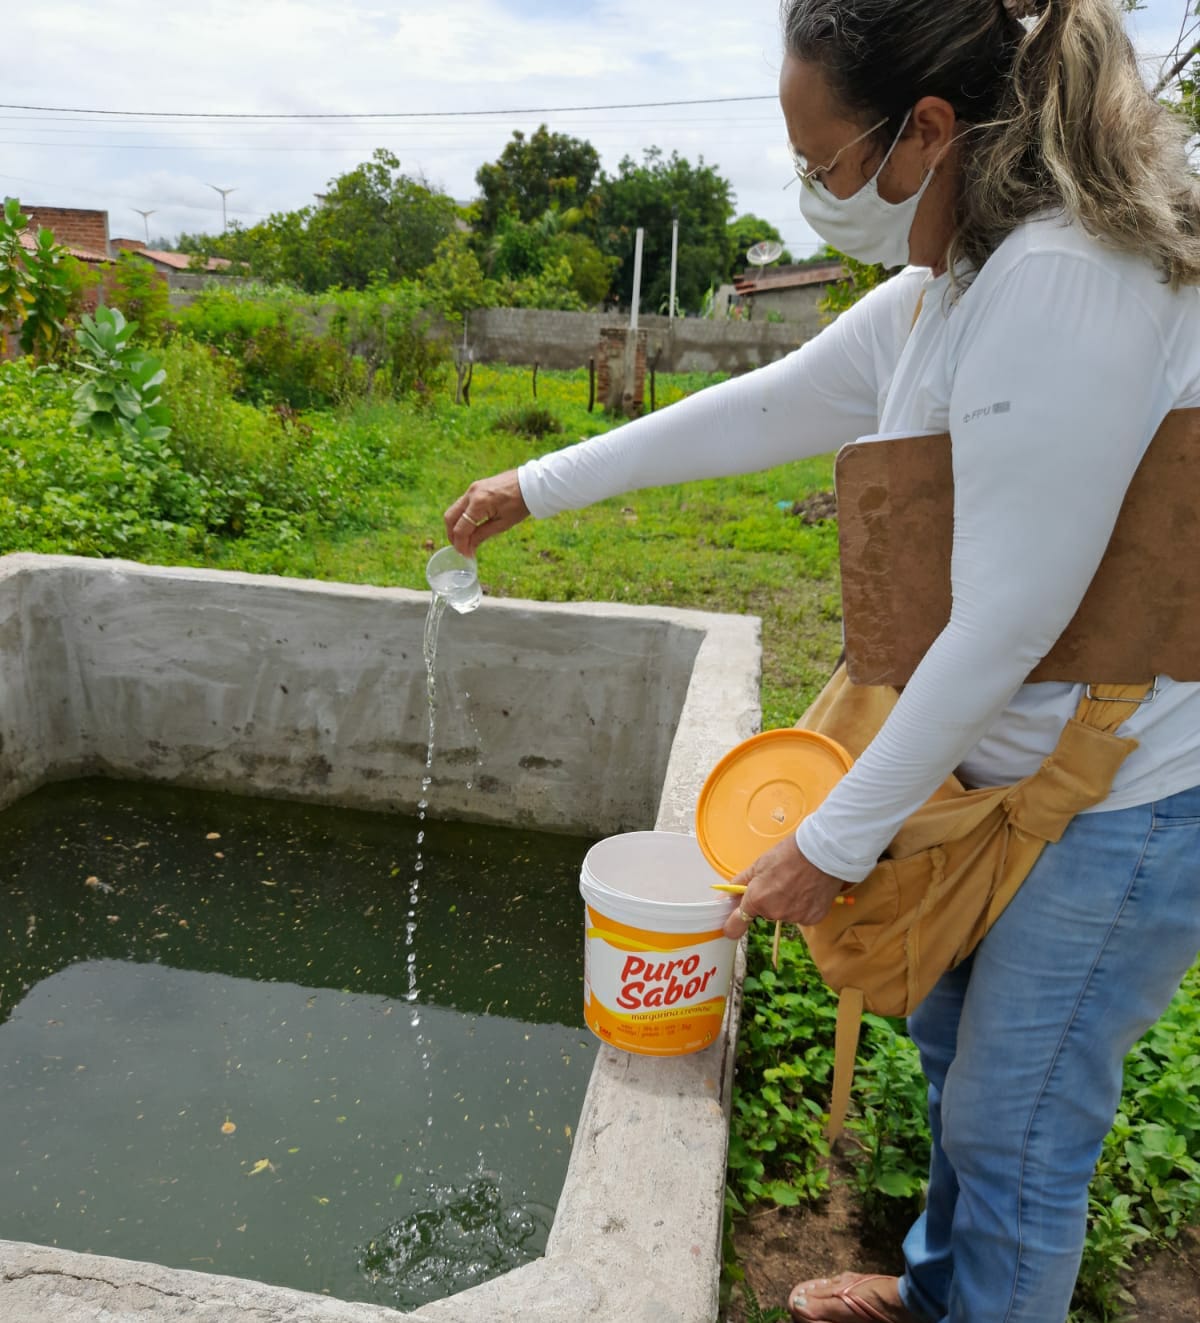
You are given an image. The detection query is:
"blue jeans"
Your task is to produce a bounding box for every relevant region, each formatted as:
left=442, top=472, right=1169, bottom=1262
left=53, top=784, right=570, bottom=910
left=897, top=782, right=1200, bottom=1323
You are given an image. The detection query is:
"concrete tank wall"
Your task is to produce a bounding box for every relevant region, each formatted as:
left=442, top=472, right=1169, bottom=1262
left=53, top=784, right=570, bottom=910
left=0, top=552, right=762, bottom=1323
left=0, top=555, right=758, bottom=839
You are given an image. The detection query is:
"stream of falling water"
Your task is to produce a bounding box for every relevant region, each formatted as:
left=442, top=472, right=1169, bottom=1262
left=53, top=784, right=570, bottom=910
left=409, top=588, right=484, bottom=1129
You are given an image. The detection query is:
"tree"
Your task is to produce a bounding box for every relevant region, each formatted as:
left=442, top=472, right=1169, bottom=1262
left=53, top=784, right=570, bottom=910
left=725, top=213, right=793, bottom=277
left=420, top=232, right=496, bottom=322
left=307, top=149, right=458, bottom=289
left=0, top=197, right=83, bottom=363
left=726, top=214, right=794, bottom=279
left=475, top=126, right=601, bottom=234
left=479, top=208, right=616, bottom=308
left=178, top=150, right=460, bottom=293
left=595, top=148, right=736, bottom=313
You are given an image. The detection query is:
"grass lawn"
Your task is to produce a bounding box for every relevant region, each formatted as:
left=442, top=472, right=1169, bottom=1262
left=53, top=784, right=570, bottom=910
left=204, top=364, right=847, bottom=728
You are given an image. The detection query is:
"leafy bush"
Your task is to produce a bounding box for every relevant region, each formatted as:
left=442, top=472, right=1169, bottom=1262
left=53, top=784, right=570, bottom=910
left=493, top=405, right=565, bottom=440
left=72, top=306, right=171, bottom=446
left=726, top=928, right=837, bottom=1217
left=175, top=287, right=362, bottom=409
left=0, top=358, right=202, bottom=556
left=1075, top=962, right=1200, bottom=1318
left=105, top=251, right=172, bottom=344
left=0, top=197, right=84, bottom=363
left=726, top=920, right=1200, bottom=1323
left=160, top=338, right=306, bottom=536
left=326, top=281, right=451, bottom=401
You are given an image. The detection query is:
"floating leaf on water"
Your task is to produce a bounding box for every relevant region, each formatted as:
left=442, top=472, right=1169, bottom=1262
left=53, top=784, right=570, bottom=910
left=313, top=1195, right=330, bottom=1205
left=246, top=1158, right=274, bottom=1176
left=221, top=1119, right=237, bottom=1136
left=393, top=1173, right=404, bottom=1187
left=206, top=833, right=221, bottom=841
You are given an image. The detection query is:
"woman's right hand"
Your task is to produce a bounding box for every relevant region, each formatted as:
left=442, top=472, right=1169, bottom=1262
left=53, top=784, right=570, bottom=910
left=443, top=469, right=531, bottom=555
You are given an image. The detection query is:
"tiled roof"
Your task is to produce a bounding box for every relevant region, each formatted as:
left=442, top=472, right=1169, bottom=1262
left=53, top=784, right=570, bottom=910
left=136, top=248, right=232, bottom=272
left=18, top=230, right=110, bottom=264
left=734, top=260, right=846, bottom=296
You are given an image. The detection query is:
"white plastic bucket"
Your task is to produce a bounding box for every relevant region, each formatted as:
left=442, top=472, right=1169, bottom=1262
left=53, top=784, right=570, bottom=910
left=579, top=831, right=737, bottom=1057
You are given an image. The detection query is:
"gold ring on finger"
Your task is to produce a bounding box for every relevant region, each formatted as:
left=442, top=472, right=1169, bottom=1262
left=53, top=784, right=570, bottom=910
left=462, top=513, right=491, bottom=528
left=738, top=905, right=755, bottom=924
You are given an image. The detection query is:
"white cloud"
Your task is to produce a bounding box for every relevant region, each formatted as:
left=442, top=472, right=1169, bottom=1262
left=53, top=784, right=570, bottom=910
left=4, top=0, right=1190, bottom=263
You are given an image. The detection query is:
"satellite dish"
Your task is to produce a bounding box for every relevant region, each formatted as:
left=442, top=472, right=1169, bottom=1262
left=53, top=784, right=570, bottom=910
left=746, top=240, right=784, bottom=267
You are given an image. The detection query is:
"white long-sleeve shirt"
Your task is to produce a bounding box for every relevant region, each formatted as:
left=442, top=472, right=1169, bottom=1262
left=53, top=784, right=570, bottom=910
left=518, top=217, right=1200, bottom=882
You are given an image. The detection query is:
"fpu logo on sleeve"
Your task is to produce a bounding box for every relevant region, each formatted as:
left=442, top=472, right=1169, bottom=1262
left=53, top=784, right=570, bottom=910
left=963, top=401, right=1012, bottom=425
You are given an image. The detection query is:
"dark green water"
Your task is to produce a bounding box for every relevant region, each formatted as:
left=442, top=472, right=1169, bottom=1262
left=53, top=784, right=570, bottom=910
left=0, top=779, right=595, bottom=1309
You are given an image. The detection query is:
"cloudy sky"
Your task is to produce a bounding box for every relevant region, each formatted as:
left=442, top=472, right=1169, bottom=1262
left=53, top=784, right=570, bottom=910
left=4, top=0, right=1195, bottom=261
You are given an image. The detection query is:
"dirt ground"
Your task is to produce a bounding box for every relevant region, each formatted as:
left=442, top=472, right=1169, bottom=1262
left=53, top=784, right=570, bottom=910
left=727, top=1154, right=1200, bottom=1323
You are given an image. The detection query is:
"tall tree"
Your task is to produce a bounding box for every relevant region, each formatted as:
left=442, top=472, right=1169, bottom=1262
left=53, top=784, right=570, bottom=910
left=595, top=148, right=736, bottom=313
left=179, top=149, right=459, bottom=293
left=475, top=126, right=602, bottom=234
left=726, top=214, right=793, bottom=278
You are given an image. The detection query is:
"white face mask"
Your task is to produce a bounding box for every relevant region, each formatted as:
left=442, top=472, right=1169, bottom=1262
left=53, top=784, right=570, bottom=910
left=796, top=112, right=935, bottom=269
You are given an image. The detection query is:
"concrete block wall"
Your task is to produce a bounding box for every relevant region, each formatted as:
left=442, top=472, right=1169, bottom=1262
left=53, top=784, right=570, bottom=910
left=459, top=307, right=813, bottom=375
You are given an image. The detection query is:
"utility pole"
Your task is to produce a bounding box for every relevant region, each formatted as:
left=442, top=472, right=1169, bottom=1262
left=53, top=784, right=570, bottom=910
left=132, top=208, right=157, bottom=246
left=621, top=227, right=646, bottom=415
left=207, top=184, right=237, bottom=232
left=668, top=216, right=679, bottom=323
left=629, top=227, right=645, bottom=333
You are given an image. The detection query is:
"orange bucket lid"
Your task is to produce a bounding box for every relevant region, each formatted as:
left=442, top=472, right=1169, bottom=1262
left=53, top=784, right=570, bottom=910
left=695, top=729, right=854, bottom=880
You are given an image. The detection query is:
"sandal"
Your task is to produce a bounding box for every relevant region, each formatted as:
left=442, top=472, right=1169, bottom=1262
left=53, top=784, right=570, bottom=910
left=788, top=1272, right=920, bottom=1323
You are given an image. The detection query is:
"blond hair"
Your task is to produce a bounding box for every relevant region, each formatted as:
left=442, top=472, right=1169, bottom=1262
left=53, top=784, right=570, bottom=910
left=782, top=0, right=1200, bottom=287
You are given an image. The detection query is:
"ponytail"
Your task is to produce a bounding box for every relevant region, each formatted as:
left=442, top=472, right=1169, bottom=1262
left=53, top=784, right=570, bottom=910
left=955, top=0, right=1200, bottom=285
left=782, top=0, right=1200, bottom=287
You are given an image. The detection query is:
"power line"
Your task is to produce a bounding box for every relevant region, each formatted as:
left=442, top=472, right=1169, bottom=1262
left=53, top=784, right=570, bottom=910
left=0, top=94, right=776, bottom=121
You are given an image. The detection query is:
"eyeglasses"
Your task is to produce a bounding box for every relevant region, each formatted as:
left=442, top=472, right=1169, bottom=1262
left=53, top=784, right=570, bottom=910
left=785, top=117, right=888, bottom=189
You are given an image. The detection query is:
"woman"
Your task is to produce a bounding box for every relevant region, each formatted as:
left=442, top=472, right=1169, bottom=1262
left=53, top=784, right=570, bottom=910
left=445, top=2, right=1200, bottom=1319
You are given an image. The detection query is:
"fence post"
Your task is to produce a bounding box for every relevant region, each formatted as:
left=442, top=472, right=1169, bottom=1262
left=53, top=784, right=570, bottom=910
left=588, top=357, right=596, bottom=413
left=532, top=362, right=539, bottom=400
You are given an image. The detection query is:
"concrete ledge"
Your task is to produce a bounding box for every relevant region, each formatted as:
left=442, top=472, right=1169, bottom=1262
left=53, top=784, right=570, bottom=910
left=0, top=553, right=762, bottom=1323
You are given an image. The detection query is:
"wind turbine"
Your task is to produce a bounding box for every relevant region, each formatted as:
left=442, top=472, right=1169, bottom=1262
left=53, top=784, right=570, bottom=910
left=132, top=208, right=157, bottom=246
left=207, top=185, right=237, bottom=232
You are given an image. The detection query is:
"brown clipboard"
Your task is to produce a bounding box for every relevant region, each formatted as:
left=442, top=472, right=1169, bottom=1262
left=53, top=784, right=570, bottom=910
left=836, top=408, right=1200, bottom=686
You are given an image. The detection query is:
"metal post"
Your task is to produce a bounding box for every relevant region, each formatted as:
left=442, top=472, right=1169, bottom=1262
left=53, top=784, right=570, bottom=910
left=669, top=218, right=679, bottom=322
left=629, top=227, right=645, bottom=333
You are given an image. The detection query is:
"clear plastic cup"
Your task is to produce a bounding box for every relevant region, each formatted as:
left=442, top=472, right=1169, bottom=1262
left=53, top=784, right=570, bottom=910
left=425, top=545, right=483, bottom=614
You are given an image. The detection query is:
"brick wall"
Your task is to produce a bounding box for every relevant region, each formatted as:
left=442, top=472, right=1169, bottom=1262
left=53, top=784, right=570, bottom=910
left=596, top=328, right=648, bottom=414
left=22, top=207, right=110, bottom=259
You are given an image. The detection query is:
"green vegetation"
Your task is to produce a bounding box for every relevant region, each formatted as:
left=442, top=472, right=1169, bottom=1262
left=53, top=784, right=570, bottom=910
left=172, top=130, right=797, bottom=316
left=1, top=217, right=1196, bottom=1322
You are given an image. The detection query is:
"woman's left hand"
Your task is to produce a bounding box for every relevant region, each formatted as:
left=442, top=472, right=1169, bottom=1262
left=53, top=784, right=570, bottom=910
left=722, top=836, right=847, bottom=940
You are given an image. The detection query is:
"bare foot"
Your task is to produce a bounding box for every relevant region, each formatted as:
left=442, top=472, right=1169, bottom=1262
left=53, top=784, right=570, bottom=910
left=788, top=1271, right=920, bottom=1323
